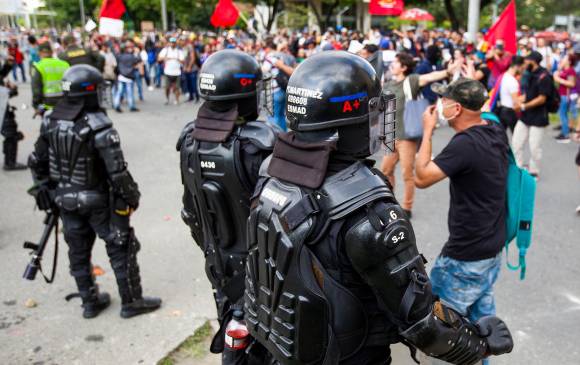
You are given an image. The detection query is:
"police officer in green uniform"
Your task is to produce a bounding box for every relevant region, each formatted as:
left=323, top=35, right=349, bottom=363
left=31, top=42, right=70, bottom=114
left=58, top=35, right=104, bottom=71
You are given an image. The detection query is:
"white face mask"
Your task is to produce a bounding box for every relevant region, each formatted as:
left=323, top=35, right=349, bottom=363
left=437, top=98, right=458, bottom=123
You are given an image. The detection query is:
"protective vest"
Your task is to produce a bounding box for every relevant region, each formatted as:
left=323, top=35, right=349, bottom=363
left=245, top=161, right=395, bottom=365
left=61, top=47, right=93, bottom=67
left=180, top=121, right=276, bottom=303
left=34, top=58, right=69, bottom=100
left=45, top=112, right=110, bottom=192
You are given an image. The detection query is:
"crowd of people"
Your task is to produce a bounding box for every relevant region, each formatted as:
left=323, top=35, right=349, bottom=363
left=0, top=20, right=579, bottom=365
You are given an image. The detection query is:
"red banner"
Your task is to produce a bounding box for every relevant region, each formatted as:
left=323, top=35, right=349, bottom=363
left=99, top=0, right=126, bottom=20
left=210, top=0, right=240, bottom=28
left=485, top=0, right=517, bottom=54
left=369, top=0, right=404, bottom=16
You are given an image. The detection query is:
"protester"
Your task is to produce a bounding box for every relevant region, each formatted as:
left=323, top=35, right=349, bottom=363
left=512, top=51, right=552, bottom=177
left=487, top=39, right=512, bottom=89
left=497, top=55, right=525, bottom=133
left=553, top=54, right=577, bottom=141
left=182, top=43, right=200, bottom=102
left=113, top=41, right=141, bottom=113
left=158, top=37, right=185, bottom=105
left=414, top=78, right=509, bottom=339
left=261, top=37, right=295, bottom=131
left=8, top=39, right=26, bottom=82
left=380, top=52, right=460, bottom=218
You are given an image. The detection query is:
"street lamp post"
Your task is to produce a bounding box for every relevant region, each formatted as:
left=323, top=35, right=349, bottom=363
left=161, top=0, right=168, bottom=31
left=467, top=0, right=481, bottom=43
left=79, top=0, right=86, bottom=28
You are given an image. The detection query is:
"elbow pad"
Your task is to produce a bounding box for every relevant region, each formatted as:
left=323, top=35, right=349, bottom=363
left=94, top=127, right=127, bottom=176
left=110, top=170, right=140, bottom=209
left=401, top=301, right=488, bottom=365
left=345, top=201, right=432, bottom=324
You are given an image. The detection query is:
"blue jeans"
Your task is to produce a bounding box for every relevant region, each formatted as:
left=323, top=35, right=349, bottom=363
left=133, top=70, right=144, bottom=101
left=268, top=89, right=286, bottom=131
left=184, top=71, right=198, bottom=100
left=12, top=63, right=26, bottom=82
left=154, top=63, right=163, bottom=87
left=560, top=95, right=579, bottom=135
left=430, top=254, right=501, bottom=323
left=113, top=80, right=135, bottom=110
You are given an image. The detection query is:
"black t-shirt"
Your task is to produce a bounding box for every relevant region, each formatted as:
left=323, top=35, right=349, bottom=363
left=521, top=67, right=551, bottom=127
left=433, top=122, right=509, bottom=261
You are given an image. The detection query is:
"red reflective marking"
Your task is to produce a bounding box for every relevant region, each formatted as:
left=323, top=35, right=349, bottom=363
left=353, top=99, right=360, bottom=109
left=342, top=101, right=352, bottom=112
left=85, top=84, right=95, bottom=91
left=240, top=78, right=252, bottom=86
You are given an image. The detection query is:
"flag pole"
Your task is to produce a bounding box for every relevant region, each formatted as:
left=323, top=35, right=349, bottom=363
left=467, top=0, right=481, bottom=43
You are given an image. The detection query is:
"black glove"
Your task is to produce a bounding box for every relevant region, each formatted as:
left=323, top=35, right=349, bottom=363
left=476, top=316, right=514, bottom=356
left=34, top=185, right=53, bottom=211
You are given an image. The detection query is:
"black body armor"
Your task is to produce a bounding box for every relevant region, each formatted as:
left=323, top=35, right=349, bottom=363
left=246, top=161, right=400, bottom=364
left=30, top=111, right=140, bottom=210
left=179, top=120, right=276, bottom=298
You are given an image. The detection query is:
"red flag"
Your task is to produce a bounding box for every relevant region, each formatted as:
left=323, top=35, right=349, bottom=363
left=210, top=0, right=240, bottom=28
left=100, top=0, right=126, bottom=20
left=484, top=0, right=517, bottom=54
left=369, top=0, right=404, bottom=16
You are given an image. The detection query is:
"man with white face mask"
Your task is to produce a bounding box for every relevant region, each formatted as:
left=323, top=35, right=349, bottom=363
left=414, top=78, right=510, bottom=352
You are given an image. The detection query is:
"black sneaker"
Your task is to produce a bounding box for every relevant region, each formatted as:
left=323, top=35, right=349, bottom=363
left=553, top=125, right=562, bottom=131
left=120, top=297, right=162, bottom=318
left=555, top=134, right=570, bottom=143
left=115, top=107, right=123, bottom=113
left=403, top=209, right=412, bottom=219
left=129, top=107, right=140, bottom=112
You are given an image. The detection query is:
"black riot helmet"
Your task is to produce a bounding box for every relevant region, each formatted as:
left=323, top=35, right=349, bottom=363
left=198, top=49, right=271, bottom=119
left=286, top=51, right=396, bottom=157
left=61, top=64, right=112, bottom=109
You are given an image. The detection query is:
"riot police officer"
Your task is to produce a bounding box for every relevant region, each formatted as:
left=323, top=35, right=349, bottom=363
left=28, top=65, right=161, bottom=319
left=177, top=49, right=277, bottom=363
left=1, top=56, right=26, bottom=170
left=244, top=51, right=513, bottom=364
left=58, top=35, right=104, bottom=71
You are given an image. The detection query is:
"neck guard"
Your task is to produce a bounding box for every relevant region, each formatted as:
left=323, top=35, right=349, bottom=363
left=267, top=131, right=337, bottom=189
left=191, top=102, right=237, bottom=142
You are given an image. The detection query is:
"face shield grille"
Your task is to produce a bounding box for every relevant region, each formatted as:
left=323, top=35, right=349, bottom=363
left=258, top=74, right=274, bottom=117
left=368, top=92, right=396, bottom=154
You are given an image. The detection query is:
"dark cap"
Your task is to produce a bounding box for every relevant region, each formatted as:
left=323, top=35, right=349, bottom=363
left=431, top=77, right=488, bottom=111
left=38, top=42, right=52, bottom=53
left=525, top=50, right=543, bottom=64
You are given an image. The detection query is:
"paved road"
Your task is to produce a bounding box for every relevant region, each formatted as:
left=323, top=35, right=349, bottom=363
left=1, top=83, right=579, bottom=365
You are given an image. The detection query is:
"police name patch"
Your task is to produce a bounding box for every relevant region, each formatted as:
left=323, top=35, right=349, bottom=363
left=262, top=188, right=287, bottom=206
left=199, top=73, right=216, bottom=91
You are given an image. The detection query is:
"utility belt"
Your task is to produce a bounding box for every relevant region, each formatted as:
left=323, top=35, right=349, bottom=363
left=54, top=189, right=109, bottom=212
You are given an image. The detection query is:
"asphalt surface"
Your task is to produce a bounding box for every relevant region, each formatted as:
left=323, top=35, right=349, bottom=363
left=1, top=83, right=579, bottom=365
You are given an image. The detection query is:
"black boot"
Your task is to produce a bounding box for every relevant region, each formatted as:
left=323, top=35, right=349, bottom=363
left=3, top=138, right=27, bottom=171
left=120, top=297, right=162, bottom=318
left=80, top=286, right=111, bottom=319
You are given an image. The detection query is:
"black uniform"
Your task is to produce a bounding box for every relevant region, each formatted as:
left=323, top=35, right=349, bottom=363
left=244, top=51, right=514, bottom=365
left=28, top=65, right=160, bottom=319
left=1, top=60, right=26, bottom=170
left=177, top=50, right=277, bottom=363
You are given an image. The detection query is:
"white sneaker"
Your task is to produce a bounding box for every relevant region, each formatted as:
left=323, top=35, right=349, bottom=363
left=148, top=86, right=154, bottom=91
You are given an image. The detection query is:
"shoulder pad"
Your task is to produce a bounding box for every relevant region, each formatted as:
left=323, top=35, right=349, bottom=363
left=318, top=162, right=394, bottom=220
left=239, top=121, right=278, bottom=150
left=259, top=154, right=273, bottom=178
left=177, top=121, right=195, bottom=151
left=85, top=112, right=112, bottom=132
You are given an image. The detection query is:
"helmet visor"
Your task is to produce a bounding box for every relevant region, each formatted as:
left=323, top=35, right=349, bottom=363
left=369, top=92, right=396, bottom=154
left=257, top=74, right=273, bottom=117
left=97, top=81, right=113, bottom=109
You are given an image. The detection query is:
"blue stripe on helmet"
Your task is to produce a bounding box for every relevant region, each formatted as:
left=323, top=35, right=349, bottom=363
left=329, top=92, right=368, bottom=103
left=233, top=73, right=256, bottom=78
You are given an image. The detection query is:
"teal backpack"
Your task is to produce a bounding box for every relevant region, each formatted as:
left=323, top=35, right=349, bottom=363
left=482, top=112, right=536, bottom=280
